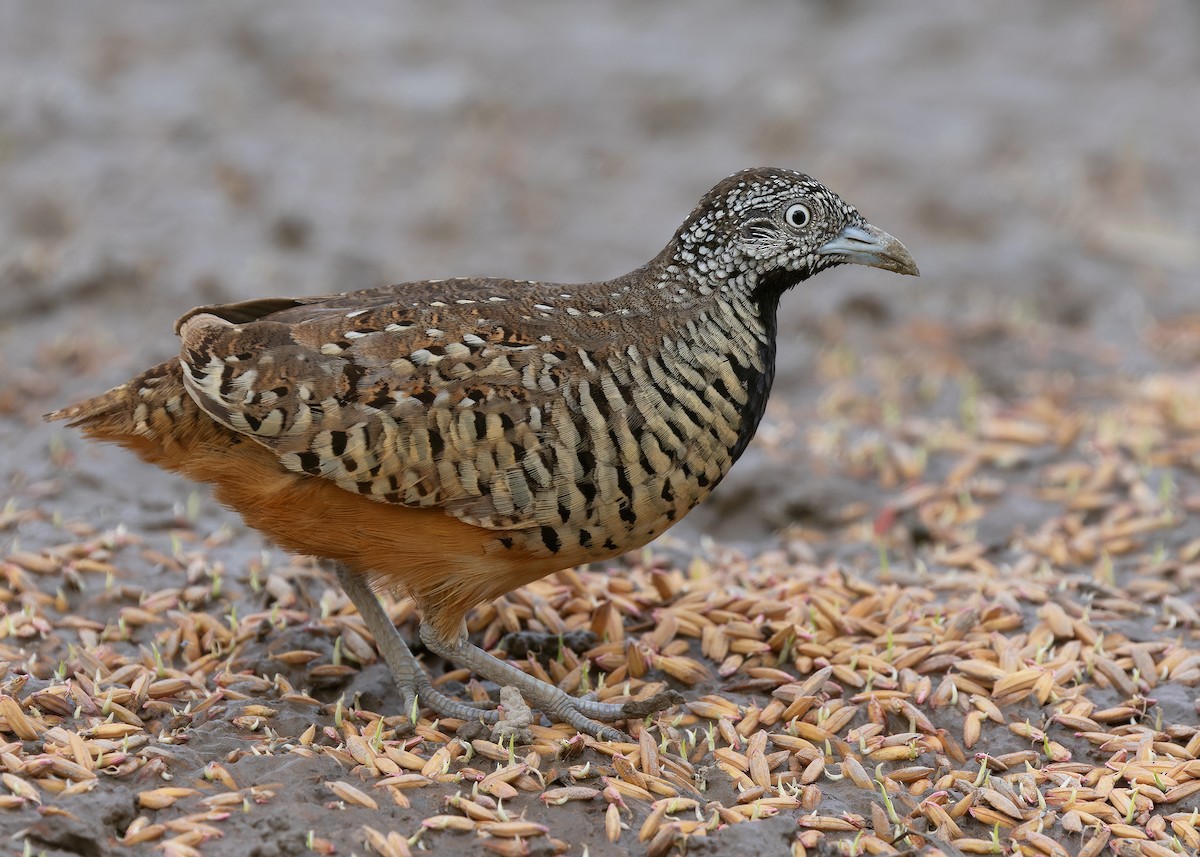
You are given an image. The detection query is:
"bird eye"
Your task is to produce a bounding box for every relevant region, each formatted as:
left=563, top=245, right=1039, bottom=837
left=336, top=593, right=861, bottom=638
left=784, top=203, right=811, bottom=229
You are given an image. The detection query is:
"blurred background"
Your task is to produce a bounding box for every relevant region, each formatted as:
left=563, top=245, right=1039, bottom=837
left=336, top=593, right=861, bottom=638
left=2, top=0, right=1198, bottom=545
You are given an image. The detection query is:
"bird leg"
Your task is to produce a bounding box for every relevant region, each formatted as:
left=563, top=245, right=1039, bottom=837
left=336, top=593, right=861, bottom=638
left=419, top=618, right=682, bottom=742
left=329, top=562, right=500, bottom=725
left=332, top=562, right=679, bottom=740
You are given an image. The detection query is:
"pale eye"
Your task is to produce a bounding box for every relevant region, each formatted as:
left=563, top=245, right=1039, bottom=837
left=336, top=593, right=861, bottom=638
left=784, top=203, right=811, bottom=229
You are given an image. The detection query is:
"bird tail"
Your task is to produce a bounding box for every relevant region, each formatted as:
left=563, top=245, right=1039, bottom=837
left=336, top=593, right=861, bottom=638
left=45, top=359, right=221, bottom=467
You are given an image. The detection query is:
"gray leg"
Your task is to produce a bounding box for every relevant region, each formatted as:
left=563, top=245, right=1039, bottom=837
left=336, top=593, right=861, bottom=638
left=329, top=562, right=500, bottom=725
left=420, top=622, right=682, bottom=742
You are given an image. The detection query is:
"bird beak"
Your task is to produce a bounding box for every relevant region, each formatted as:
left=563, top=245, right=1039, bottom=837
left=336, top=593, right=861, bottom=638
left=817, top=222, right=919, bottom=276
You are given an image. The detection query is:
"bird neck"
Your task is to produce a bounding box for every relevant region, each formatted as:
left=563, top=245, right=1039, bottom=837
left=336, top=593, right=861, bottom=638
left=600, top=249, right=794, bottom=470
left=641, top=231, right=809, bottom=294
left=724, top=280, right=782, bottom=465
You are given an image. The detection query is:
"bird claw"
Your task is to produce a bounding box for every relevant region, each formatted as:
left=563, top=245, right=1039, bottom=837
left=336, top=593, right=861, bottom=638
left=618, top=690, right=685, bottom=719
left=592, top=724, right=631, bottom=743
left=553, top=689, right=682, bottom=742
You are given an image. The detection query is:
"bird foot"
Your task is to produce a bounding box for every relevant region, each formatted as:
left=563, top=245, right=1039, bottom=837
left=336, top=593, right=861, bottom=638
left=419, top=622, right=684, bottom=743
left=331, top=562, right=682, bottom=742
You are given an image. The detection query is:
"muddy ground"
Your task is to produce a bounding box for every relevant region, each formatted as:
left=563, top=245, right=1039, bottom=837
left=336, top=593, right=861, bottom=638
left=2, top=2, right=1200, bottom=855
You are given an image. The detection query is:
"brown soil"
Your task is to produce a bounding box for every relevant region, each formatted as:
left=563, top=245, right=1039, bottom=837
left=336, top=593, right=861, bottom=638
left=2, top=3, right=1200, bottom=855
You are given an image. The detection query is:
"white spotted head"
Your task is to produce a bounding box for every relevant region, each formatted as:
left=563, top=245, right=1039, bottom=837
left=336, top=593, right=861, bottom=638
left=667, top=167, right=918, bottom=296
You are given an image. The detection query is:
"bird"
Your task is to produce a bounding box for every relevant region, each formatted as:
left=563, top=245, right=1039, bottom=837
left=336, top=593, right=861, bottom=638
left=47, top=168, right=918, bottom=740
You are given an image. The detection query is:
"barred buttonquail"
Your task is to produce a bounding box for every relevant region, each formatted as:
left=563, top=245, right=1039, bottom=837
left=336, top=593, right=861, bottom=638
left=48, top=168, right=918, bottom=740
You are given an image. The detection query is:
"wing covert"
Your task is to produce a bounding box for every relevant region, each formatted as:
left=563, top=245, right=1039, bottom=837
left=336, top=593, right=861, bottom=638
left=176, top=284, right=600, bottom=531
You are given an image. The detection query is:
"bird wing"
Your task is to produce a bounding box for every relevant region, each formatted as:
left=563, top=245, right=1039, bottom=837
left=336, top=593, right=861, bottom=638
left=176, top=281, right=619, bottom=532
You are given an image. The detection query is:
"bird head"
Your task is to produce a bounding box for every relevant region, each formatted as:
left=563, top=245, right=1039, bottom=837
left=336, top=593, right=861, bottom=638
left=669, top=167, right=919, bottom=296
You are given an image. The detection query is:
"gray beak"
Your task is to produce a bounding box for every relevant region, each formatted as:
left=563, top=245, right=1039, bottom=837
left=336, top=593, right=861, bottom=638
left=817, top=222, right=919, bottom=276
